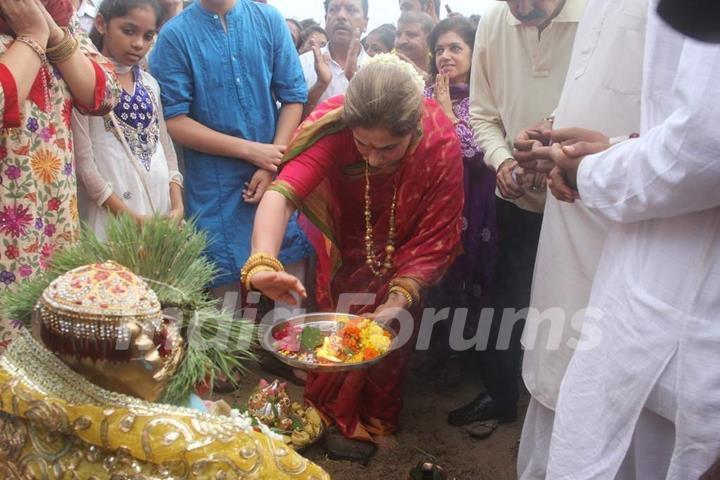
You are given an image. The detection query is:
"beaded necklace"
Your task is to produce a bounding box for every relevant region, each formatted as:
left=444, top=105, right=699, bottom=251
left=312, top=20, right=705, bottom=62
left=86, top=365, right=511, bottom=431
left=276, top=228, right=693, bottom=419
left=363, top=160, right=398, bottom=277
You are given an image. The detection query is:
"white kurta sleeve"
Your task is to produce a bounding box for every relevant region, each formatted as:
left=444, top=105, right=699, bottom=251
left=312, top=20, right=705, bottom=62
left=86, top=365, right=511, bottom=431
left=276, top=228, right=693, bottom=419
left=157, top=100, right=183, bottom=187
left=71, top=109, right=114, bottom=207
left=577, top=39, right=720, bottom=223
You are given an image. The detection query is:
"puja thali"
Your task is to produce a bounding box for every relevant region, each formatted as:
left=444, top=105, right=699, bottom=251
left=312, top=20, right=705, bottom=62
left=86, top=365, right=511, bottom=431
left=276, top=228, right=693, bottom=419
left=261, top=313, right=397, bottom=373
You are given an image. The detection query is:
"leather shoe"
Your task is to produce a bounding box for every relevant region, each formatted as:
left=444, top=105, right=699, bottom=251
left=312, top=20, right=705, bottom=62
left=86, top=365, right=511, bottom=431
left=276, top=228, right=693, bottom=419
left=324, top=427, right=377, bottom=465
left=447, top=393, right=516, bottom=426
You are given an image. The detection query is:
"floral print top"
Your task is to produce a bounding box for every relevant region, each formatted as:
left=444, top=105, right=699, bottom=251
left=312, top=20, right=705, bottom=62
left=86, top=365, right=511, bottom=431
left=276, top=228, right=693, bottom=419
left=0, top=19, right=120, bottom=351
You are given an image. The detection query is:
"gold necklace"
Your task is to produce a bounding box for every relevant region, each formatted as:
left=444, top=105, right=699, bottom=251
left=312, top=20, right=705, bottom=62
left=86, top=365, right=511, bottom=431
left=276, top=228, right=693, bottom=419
left=364, top=160, right=398, bottom=277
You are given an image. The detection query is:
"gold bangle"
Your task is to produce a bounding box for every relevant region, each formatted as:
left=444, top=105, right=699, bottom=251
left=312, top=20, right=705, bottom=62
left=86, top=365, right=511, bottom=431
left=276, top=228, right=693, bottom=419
left=240, top=253, right=284, bottom=291
left=243, top=265, right=275, bottom=292
left=242, top=257, right=283, bottom=275
left=48, top=35, right=78, bottom=64
left=388, top=286, right=414, bottom=308
left=46, top=28, right=79, bottom=64
left=389, top=278, right=420, bottom=305
left=15, top=37, right=47, bottom=64
left=242, top=253, right=284, bottom=273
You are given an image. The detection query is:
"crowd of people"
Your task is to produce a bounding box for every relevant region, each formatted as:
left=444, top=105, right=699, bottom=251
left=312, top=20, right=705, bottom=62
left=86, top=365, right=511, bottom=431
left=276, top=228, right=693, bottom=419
left=0, top=0, right=718, bottom=478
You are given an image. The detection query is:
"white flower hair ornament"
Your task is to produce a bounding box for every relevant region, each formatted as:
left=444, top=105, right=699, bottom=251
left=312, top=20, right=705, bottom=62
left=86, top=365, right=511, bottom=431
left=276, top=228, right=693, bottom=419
left=360, top=52, right=426, bottom=95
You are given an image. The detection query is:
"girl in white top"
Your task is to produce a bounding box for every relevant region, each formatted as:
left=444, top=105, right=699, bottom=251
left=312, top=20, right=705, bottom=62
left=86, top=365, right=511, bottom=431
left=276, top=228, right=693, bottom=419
left=73, top=0, right=183, bottom=238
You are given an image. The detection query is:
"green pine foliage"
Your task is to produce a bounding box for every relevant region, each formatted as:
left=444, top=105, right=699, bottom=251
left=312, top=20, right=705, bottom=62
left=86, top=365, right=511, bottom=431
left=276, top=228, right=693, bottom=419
left=0, top=215, right=256, bottom=405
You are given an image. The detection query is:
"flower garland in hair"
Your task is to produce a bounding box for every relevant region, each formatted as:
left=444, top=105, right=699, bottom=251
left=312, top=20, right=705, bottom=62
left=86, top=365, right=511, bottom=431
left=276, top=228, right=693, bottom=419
left=361, top=52, right=426, bottom=95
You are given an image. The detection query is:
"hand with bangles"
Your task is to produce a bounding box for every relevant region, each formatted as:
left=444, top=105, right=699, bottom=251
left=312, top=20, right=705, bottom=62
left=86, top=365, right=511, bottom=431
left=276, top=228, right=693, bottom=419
left=249, top=270, right=307, bottom=305
left=242, top=253, right=307, bottom=305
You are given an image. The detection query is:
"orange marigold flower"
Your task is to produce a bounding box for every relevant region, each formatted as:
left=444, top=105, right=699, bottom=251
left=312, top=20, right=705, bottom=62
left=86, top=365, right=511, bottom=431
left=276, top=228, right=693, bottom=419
left=30, top=149, right=61, bottom=184
left=342, top=325, right=360, bottom=336
left=340, top=325, right=361, bottom=349
left=342, top=333, right=360, bottom=350
left=69, top=194, right=79, bottom=224
left=363, top=347, right=379, bottom=361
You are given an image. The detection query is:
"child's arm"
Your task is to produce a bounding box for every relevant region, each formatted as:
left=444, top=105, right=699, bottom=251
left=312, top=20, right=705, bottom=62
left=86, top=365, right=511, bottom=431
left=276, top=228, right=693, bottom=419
left=168, top=182, right=184, bottom=222
left=71, top=109, right=146, bottom=223
left=155, top=75, right=184, bottom=221
left=71, top=109, right=113, bottom=207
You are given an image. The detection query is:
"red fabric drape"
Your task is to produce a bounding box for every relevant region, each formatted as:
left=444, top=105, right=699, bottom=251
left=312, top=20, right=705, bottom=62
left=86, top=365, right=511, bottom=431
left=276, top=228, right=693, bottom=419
left=0, top=64, right=20, bottom=127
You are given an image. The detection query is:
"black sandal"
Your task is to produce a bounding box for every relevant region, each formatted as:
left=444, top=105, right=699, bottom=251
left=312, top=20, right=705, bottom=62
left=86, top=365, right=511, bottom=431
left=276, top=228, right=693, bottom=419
left=323, top=427, right=377, bottom=465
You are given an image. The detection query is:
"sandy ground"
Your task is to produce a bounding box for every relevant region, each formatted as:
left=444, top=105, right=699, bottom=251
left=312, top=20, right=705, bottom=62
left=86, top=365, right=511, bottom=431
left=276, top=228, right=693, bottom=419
left=217, top=352, right=528, bottom=480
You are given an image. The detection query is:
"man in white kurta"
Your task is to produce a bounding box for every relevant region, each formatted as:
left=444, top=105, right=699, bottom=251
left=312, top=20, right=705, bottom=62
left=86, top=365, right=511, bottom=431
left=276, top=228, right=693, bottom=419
left=454, top=0, right=585, bottom=431
left=516, top=0, right=648, bottom=477
left=546, top=4, right=720, bottom=478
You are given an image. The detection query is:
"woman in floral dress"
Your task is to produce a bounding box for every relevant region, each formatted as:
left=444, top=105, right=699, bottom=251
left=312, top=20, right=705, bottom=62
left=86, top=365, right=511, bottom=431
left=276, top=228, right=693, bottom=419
left=0, top=0, right=120, bottom=352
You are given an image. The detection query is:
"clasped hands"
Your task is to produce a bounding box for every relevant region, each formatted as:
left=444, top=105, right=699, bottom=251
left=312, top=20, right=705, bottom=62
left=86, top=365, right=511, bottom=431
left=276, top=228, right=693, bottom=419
left=512, top=123, right=611, bottom=203
left=311, top=28, right=362, bottom=84
left=0, top=0, right=66, bottom=47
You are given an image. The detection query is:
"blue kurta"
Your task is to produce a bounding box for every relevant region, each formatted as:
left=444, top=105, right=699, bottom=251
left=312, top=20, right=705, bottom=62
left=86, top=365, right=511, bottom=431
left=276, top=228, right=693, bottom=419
left=150, top=0, right=311, bottom=287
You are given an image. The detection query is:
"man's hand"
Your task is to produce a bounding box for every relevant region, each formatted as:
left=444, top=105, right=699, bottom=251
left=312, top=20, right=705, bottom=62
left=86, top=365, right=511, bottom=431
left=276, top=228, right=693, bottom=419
left=312, top=44, right=332, bottom=86
left=344, top=29, right=362, bottom=81
left=548, top=135, right=612, bottom=191
left=548, top=165, right=580, bottom=203
left=250, top=270, right=307, bottom=305
left=496, top=159, right=526, bottom=200
left=549, top=127, right=609, bottom=149
left=521, top=171, right=548, bottom=193
left=241, top=141, right=286, bottom=172
left=515, top=124, right=609, bottom=176
left=243, top=169, right=273, bottom=204
left=513, top=118, right=553, bottom=173
left=701, top=458, right=720, bottom=480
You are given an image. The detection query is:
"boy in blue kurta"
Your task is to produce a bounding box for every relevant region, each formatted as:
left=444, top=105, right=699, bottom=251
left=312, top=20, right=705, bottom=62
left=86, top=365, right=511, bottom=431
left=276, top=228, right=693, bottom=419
left=150, top=0, right=311, bottom=290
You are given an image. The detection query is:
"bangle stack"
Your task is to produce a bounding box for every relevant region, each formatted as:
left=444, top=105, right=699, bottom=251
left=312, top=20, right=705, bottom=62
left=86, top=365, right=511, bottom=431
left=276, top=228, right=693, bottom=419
left=388, top=278, right=420, bottom=308
left=388, top=286, right=414, bottom=308
left=46, top=28, right=79, bottom=64
left=15, top=37, right=47, bottom=64
left=240, top=253, right=284, bottom=292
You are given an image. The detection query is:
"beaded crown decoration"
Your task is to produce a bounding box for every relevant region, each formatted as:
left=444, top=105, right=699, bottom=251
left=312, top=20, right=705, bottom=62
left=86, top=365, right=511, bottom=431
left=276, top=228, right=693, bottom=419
left=37, top=261, right=163, bottom=362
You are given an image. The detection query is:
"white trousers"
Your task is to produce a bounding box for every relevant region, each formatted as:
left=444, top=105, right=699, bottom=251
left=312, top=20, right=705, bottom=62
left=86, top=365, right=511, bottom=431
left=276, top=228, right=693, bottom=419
left=518, top=397, right=676, bottom=479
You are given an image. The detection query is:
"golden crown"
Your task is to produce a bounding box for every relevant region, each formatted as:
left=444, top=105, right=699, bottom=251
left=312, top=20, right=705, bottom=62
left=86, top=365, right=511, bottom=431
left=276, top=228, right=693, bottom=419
left=37, top=261, right=163, bottom=361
